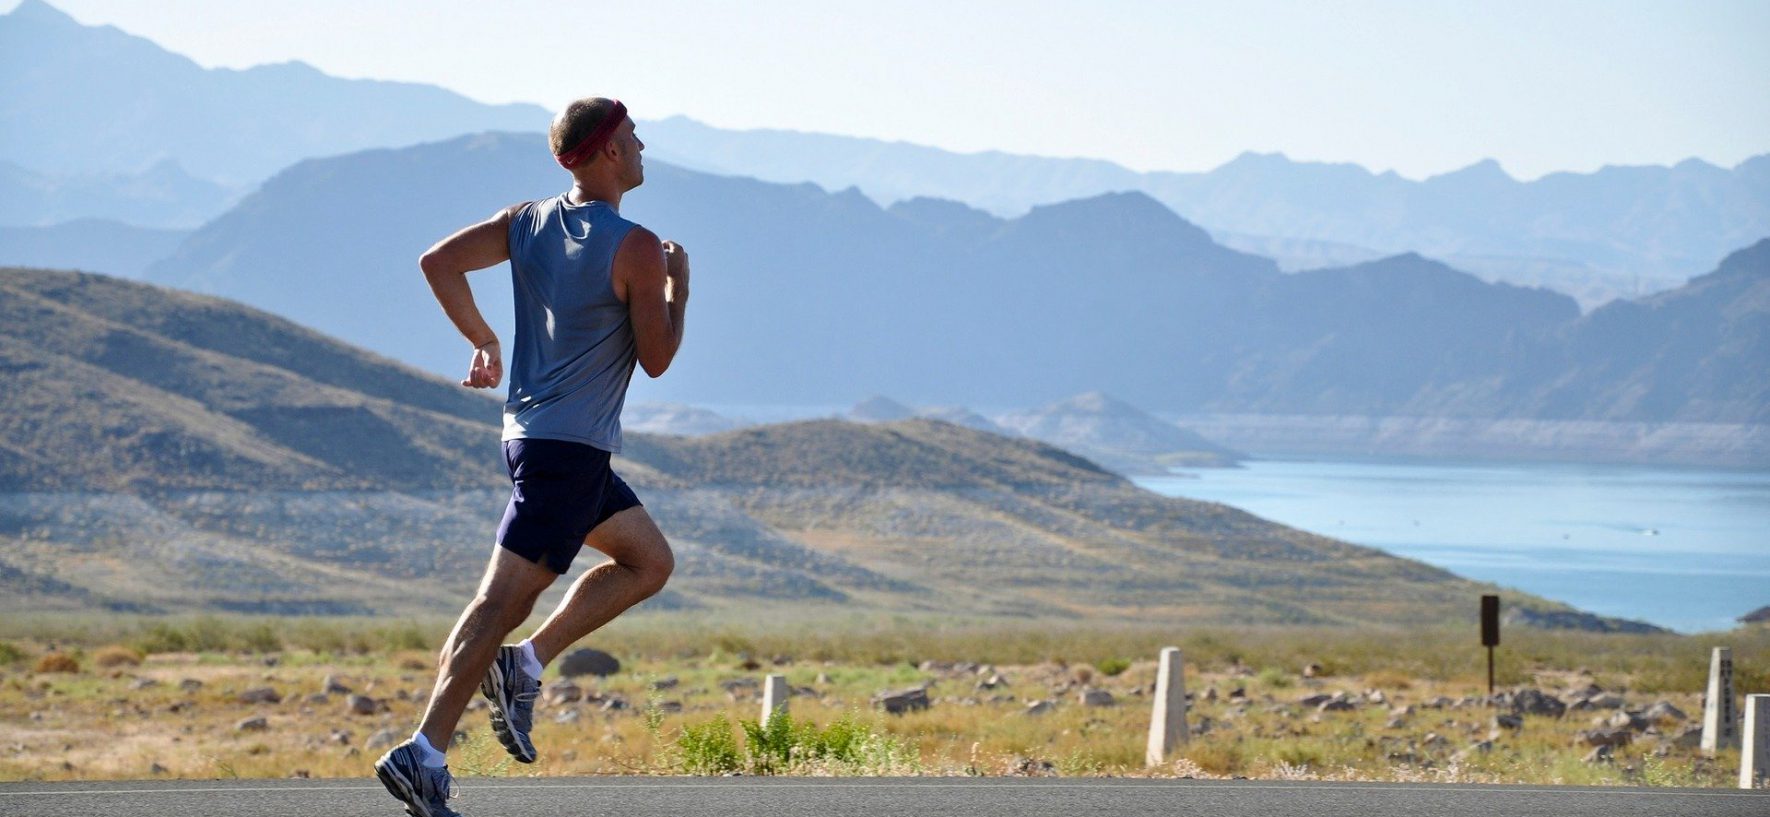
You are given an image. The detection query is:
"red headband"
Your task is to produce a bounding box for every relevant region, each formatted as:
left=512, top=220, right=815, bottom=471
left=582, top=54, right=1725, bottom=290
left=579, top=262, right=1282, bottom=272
left=554, top=100, right=628, bottom=169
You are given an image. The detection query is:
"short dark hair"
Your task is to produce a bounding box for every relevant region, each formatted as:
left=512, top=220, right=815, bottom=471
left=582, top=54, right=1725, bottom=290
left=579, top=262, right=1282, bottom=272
left=550, top=97, right=621, bottom=156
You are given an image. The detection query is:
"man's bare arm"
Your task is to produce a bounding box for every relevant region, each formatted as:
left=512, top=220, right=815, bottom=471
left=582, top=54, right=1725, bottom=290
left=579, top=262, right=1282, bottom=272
left=614, top=227, right=690, bottom=378
left=420, top=206, right=518, bottom=388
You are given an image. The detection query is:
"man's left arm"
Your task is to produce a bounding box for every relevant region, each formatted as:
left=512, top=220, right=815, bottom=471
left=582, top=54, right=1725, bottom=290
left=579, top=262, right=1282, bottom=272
left=420, top=205, right=519, bottom=388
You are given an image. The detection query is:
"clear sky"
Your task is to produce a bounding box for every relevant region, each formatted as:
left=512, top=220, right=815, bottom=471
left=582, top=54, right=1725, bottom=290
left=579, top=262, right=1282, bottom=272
left=15, top=0, right=1769, bottom=180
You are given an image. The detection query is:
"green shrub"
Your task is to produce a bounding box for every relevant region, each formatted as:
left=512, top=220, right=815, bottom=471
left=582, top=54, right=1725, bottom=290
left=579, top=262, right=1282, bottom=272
left=741, top=712, right=797, bottom=775
left=1256, top=666, right=1293, bottom=688
left=1274, top=743, right=1324, bottom=769
left=802, top=713, right=868, bottom=763
left=677, top=714, right=740, bottom=775
left=136, top=622, right=191, bottom=654
left=0, top=641, right=24, bottom=665
left=239, top=622, right=282, bottom=654
left=134, top=617, right=268, bottom=654
left=185, top=616, right=236, bottom=652
left=376, top=622, right=431, bottom=652
left=1097, top=657, right=1131, bottom=677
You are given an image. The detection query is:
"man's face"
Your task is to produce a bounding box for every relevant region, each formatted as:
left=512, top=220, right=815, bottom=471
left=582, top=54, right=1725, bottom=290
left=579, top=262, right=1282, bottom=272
left=615, top=118, right=644, bottom=190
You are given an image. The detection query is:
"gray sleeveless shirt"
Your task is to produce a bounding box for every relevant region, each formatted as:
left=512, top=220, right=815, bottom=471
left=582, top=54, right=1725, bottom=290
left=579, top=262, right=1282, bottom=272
left=501, top=195, right=639, bottom=452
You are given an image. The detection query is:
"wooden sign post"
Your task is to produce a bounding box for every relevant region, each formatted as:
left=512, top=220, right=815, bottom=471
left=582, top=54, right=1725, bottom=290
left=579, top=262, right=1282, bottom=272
left=1481, top=595, right=1500, bottom=697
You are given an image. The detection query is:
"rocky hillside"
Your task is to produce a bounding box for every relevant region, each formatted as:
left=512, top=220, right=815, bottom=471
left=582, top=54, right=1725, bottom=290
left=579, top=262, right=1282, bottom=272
left=0, top=268, right=1655, bottom=631
left=0, top=267, right=504, bottom=492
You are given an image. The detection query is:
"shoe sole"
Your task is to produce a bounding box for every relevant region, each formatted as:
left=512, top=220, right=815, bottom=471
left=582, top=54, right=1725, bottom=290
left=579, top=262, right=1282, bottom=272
left=374, top=755, right=433, bottom=817
left=480, top=659, right=538, bottom=764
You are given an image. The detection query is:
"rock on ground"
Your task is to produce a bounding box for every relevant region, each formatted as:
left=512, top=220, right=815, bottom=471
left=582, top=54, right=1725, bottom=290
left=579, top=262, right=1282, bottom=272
left=873, top=687, right=931, bottom=714
left=1511, top=688, right=1567, bottom=718
left=1079, top=688, right=1115, bottom=707
left=557, top=648, right=620, bottom=678
left=1579, top=726, right=1634, bottom=748
left=237, top=687, right=281, bottom=704
left=543, top=679, right=583, bottom=706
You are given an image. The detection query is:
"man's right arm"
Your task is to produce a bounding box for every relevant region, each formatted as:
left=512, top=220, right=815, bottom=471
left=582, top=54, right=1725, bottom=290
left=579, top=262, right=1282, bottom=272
left=419, top=205, right=519, bottom=389
left=614, top=227, right=690, bottom=378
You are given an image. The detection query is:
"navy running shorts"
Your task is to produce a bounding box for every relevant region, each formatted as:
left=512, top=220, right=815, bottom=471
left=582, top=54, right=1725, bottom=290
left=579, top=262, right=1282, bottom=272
left=495, top=438, right=642, bottom=574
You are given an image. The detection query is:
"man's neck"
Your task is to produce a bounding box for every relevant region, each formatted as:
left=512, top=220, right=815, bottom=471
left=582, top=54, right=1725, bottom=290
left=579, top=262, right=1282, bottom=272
left=568, top=179, right=623, bottom=210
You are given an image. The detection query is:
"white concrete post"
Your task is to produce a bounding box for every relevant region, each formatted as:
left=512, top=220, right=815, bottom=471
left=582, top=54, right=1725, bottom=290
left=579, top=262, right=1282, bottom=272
left=1145, top=646, right=1189, bottom=767
left=761, top=673, right=789, bottom=725
left=1743, top=694, right=1769, bottom=789
left=1703, top=647, right=1738, bottom=755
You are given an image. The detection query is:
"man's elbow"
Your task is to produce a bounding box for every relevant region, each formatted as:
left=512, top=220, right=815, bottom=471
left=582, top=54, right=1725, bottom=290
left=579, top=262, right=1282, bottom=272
left=639, top=357, right=671, bottom=379
left=418, top=250, right=444, bottom=278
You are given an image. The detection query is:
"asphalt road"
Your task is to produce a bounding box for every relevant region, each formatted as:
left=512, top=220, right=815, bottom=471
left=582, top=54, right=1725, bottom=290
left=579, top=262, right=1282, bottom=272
left=1, top=777, right=1765, bottom=817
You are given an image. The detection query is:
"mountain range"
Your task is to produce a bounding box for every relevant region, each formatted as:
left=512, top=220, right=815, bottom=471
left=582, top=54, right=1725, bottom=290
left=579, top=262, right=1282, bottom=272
left=0, top=265, right=1655, bottom=633
left=996, top=393, right=1243, bottom=472
left=640, top=118, right=1770, bottom=307
left=0, top=0, right=543, bottom=219
left=133, top=132, right=1769, bottom=467
left=6, top=0, right=1769, bottom=310
left=0, top=218, right=188, bottom=278
left=0, top=159, right=239, bottom=229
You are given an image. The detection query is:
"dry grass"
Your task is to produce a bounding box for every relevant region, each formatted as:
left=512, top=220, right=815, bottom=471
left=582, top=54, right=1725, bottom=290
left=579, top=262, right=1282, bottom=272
left=0, top=615, right=1762, bottom=786
left=92, top=646, right=144, bottom=669
left=31, top=654, right=79, bottom=674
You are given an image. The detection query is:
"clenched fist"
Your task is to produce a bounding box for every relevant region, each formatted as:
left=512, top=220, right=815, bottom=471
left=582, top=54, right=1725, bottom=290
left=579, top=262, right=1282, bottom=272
left=662, top=240, right=690, bottom=298
left=463, top=338, right=502, bottom=389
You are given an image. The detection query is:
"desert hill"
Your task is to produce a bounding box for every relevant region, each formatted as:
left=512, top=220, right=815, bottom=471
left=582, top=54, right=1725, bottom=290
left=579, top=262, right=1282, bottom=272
left=0, top=267, right=1660, bottom=631
left=0, top=266, right=503, bottom=492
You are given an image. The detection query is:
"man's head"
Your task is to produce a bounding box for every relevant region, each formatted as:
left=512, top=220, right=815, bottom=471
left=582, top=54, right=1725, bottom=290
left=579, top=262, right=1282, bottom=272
left=551, top=97, right=643, bottom=189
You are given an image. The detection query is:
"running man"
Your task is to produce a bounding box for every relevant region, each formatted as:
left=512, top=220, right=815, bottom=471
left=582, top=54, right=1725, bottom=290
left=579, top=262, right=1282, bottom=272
left=375, top=97, right=687, bottom=817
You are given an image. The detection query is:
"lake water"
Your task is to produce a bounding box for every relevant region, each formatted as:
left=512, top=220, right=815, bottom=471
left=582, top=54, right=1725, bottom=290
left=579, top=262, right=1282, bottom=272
left=1134, top=460, right=1770, bottom=634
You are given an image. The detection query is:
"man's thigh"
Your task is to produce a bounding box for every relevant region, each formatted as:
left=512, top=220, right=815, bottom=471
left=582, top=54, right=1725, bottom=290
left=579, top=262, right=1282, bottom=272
left=583, top=506, right=670, bottom=565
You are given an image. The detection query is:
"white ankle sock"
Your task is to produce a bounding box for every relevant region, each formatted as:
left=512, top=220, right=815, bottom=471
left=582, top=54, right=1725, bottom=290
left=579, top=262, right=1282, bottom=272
left=411, top=731, right=447, bottom=768
left=516, top=639, right=545, bottom=680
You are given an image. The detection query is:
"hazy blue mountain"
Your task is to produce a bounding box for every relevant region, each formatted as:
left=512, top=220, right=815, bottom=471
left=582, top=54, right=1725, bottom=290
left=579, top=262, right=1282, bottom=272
left=643, top=115, right=1145, bottom=217
left=0, top=0, right=547, bottom=185
left=847, top=396, right=916, bottom=422
left=142, top=132, right=1767, bottom=437
left=0, top=219, right=189, bottom=278
left=995, top=392, right=1242, bottom=473
left=642, top=117, right=1770, bottom=306
left=0, top=159, right=241, bottom=230
left=146, top=133, right=952, bottom=402
left=622, top=402, right=745, bottom=436
left=1510, top=239, right=1770, bottom=424
left=1211, top=231, right=1388, bottom=273
left=846, top=397, right=1005, bottom=435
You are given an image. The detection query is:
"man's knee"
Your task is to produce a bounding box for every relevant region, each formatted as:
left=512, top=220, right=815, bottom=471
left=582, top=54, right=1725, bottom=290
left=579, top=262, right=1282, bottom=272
left=631, top=539, right=674, bottom=597
left=592, top=508, right=674, bottom=596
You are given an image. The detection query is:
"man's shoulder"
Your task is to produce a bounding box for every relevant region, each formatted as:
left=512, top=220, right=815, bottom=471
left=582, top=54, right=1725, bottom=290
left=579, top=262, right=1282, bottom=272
left=511, top=197, right=552, bottom=219
left=618, top=223, right=660, bottom=251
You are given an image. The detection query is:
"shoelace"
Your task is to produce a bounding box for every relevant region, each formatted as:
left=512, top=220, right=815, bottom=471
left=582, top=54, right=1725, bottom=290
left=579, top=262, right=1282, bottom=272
left=510, top=686, right=539, bottom=729
left=420, top=765, right=458, bottom=802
